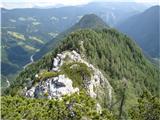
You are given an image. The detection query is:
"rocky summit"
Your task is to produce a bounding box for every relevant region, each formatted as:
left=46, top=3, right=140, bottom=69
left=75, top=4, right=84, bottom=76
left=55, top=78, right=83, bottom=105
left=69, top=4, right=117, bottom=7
left=25, top=50, right=112, bottom=101
left=25, top=74, right=79, bottom=99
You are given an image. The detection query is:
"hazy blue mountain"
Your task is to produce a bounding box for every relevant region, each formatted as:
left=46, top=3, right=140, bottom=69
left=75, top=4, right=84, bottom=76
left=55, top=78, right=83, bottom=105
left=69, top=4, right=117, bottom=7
left=116, top=5, right=160, bottom=58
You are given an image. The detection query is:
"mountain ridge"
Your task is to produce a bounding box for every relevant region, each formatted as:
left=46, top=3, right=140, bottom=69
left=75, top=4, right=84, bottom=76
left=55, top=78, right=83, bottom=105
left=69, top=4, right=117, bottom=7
left=116, top=5, right=160, bottom=58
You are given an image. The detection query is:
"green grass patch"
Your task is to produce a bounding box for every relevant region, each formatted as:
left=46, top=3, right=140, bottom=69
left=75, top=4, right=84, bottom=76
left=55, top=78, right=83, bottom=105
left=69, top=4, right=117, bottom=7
left=7, top=31, right=25, bottom=40
left=29, top=36, right=44, bottom=44
left=61, top=62, right=91, bottom=88
left=24, top=45, right=37, bottom=52
left=17, top=41, right=25, bottom=46
left=35, top=70, right=60, bottom=82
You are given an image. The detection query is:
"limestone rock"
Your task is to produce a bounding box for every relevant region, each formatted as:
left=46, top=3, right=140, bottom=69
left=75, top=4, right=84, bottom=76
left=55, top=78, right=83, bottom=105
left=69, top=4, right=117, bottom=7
left=25, top=87, right=35, bottom=98
left=96, top=103, right=102, bottom=113
left=25, top=75, right=79, bottom=99
left=25, top=50, right=112, bottom=102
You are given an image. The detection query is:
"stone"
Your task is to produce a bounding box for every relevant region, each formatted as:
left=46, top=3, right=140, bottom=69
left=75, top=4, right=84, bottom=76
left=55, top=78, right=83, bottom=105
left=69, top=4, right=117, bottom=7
left=96, top=103, right=102, bottom=114
left=52, top=67, right=59, bottom=71
left=25, top=87, right=35, bottom=98
left=53, top=80, right=66, bottom=88
left=35, top=74, right=39, bottom=78
left=53, top=58, right=60, bottom=67
left=25, top=74, right=79, bottom=99
left=25, top=50, right=112, bottom=103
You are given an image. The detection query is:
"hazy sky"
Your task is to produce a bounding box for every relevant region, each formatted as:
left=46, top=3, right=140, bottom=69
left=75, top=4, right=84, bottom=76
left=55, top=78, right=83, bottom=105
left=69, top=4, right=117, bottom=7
left=1, top=0, right=159, bottom=9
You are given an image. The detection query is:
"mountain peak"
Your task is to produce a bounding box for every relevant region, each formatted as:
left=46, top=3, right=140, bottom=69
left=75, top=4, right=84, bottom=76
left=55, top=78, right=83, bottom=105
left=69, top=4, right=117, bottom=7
left=73, top=14, right=109, bottom=30
left=34, top=14, right=109, bottom=60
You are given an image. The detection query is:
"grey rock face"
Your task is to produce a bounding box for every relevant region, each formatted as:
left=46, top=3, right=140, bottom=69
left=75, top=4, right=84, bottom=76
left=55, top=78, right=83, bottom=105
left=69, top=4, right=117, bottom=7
left=25, top=50, right=112, bottom=103
left=25, top=74, right=79, bottom=99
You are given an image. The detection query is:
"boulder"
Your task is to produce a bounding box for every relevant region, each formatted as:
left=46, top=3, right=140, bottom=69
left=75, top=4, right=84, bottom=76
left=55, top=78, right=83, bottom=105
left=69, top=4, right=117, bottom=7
left=53, top=58, right=60, bottom=67
left=25, top=75, right=79, bottom=99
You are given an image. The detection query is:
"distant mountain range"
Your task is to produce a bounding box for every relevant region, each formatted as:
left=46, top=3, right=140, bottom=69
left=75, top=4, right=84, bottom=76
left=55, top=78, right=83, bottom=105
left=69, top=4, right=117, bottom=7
left=116, top=5, right=160, bottom=58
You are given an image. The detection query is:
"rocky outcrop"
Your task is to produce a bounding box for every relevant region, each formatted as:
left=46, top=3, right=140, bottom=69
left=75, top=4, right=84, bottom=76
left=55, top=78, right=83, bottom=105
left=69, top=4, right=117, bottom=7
left=25, top=50, right=112, bottom=103
left=25, top=75, right=79, bottom=99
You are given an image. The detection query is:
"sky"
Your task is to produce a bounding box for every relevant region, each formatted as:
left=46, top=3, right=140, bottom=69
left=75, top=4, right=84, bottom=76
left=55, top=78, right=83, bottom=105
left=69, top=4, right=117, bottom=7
left=0, top=0, right=159, bottom=9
